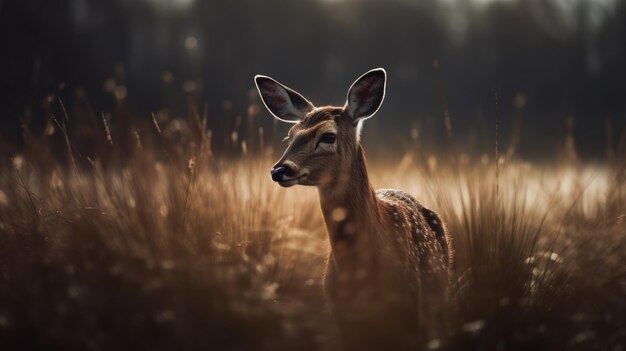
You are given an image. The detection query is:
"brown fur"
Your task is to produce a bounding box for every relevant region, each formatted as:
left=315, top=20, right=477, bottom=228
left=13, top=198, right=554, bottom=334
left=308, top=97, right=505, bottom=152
left=273, top=106, right=452, bottom=349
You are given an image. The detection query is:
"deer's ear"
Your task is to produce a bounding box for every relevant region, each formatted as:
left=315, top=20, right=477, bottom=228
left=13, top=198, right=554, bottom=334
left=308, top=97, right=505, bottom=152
left=254, top=75, right=314, bottom=123
left=345, top=68, right=386, bottom=122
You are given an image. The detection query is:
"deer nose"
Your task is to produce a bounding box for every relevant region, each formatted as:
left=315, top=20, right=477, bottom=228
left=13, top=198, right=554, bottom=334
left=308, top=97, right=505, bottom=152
left=270, top=166, right=288, bottom=182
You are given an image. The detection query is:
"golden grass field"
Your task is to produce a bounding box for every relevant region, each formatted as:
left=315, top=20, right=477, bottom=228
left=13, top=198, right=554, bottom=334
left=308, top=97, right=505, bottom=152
left=0, top=110, right=625, bottom=350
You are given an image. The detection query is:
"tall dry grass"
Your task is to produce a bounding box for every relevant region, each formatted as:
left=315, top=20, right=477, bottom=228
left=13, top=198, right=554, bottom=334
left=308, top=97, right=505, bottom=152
left=0, top=102, right=624, bottom=350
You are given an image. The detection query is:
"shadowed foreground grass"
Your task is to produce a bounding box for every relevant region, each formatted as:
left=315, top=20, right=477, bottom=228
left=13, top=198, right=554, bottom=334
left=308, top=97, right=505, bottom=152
left=0, top=148, right=624, bottom=350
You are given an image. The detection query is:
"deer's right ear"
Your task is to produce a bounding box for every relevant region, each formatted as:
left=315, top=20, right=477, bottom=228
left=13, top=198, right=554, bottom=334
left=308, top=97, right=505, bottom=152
left=254, top=75, right=314, bottom=123
left=345, top=68, right=386, bottom=123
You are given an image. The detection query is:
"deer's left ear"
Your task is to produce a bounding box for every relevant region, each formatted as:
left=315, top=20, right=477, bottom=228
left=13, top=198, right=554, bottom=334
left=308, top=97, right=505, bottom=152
left=255, top=75, right=314, bottom=123
left=345, top=68, right=386, bottom=122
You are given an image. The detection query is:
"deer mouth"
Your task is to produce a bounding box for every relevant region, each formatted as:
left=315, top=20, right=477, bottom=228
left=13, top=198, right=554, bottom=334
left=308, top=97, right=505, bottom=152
left=277, top=173, right=308, bottom=187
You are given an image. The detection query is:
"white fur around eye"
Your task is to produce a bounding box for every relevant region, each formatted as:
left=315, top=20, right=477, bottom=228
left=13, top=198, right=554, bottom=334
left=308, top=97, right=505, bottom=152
left=316, top=138, right=337, bottom=152
left=316, top=141, right=336, bottom=152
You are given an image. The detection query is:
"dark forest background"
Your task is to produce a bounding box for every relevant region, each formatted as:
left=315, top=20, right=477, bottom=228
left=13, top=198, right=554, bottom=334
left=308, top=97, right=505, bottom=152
left=1, top=0, right=625, bottom=161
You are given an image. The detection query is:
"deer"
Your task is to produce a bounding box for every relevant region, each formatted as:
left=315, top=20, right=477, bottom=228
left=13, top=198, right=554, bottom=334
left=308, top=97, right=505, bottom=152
left=254, top=68, right=452, bottom=350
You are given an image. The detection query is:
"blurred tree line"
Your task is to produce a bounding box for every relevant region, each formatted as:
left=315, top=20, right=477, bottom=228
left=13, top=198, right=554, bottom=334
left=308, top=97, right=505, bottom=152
left=0, top=0, right=624, bottom=160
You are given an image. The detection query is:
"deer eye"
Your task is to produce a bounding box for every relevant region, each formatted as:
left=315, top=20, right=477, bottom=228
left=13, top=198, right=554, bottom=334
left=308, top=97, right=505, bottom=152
left=319, top=133, right=336, bottom=145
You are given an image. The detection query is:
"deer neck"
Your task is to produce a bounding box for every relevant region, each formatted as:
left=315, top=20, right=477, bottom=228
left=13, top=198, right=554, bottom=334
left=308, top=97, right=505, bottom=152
left=318, top=144, right=381, bottom=270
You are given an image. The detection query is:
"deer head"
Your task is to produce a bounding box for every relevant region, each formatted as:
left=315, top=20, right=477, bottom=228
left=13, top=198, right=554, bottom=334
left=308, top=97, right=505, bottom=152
left=255, top=68, right=386, bottom=188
